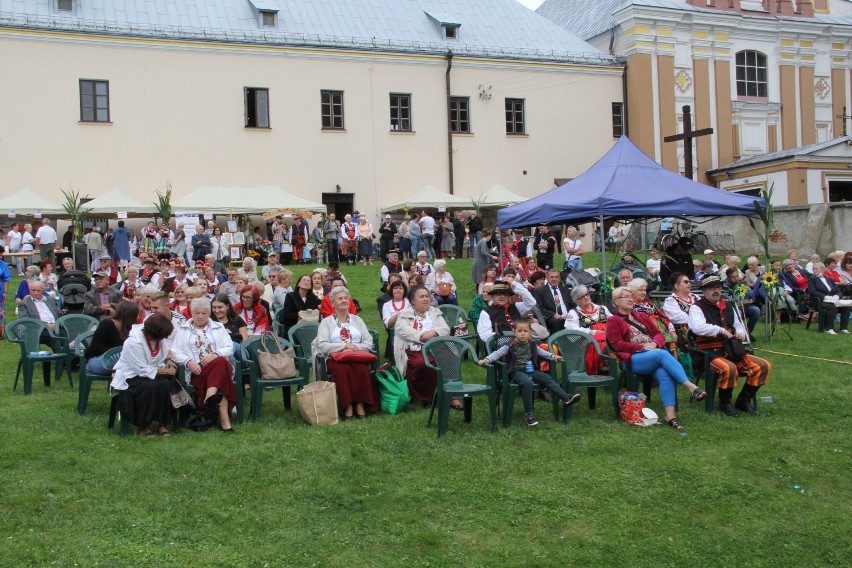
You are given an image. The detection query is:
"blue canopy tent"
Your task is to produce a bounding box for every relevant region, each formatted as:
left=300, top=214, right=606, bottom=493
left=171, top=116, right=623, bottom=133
left=497, top=136, right=766, bottom=273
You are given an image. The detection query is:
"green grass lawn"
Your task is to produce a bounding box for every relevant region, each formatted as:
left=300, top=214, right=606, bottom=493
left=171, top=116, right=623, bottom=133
left=1, top=255, right=850, bottom=567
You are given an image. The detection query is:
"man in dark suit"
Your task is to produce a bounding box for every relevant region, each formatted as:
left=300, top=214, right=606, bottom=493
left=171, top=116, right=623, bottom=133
left=808, top=262, right=850, bottom=334
left=452, top=212, right=465, bottom=259
left=83, top=270, right=123, bottom=320
left=660, top=236, right=694, bottom=289
left=533, top=268, right=574, bottom=334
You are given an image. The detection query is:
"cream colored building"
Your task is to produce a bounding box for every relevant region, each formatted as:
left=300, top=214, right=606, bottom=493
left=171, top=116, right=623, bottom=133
left=539, top=0, right=852, bottom=205
left=0, top=0, right=625, bottom=225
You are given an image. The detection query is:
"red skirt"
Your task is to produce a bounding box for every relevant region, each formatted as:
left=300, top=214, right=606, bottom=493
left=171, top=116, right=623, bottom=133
left=585, top=334, right=608, bottom=375
left=406, top=349, right=437, bottom=403
left=190, top=356, right=237, bottom=412
left=326, top=359, right=379, bottom=412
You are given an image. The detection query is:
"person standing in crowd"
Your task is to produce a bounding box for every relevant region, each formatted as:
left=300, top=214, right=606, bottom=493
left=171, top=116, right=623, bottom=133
left=661, top=236, right=695, bottom=289
left=453, top=212, right=465, bottom=259
left=407, top=213, right=422, bottom=258
left=378, top=215, right=397, bottom=261
left=467, top=211, right=482, bottom=257
left=271, top=216, right=285, bottom=254
left=533, top=224, right=557, bottom=270
left=562, top=225, right=583, bottom=271
left=323, top=213, right=341, bottom=264
left=397, top=216, right=411, bottom=261
left=112, top=220, right=131, bottom=269
left=189, top=224, right=209, bottom=263
left=357, top=216, right=374, bottom=266
left=34, top=218, right=58, bottom=265
left=87, top=226, right=103, bottom=272
left=5, top=222, right=23, bottom=274
left=440, top=215, right=455, bottom=259
left=471, top=228, right=498, bottom=292
left=290, top=215, right=309, bottom=264
left=420, top=210, right=435, bottom=260
left=341, top=214, right=357, bottom=265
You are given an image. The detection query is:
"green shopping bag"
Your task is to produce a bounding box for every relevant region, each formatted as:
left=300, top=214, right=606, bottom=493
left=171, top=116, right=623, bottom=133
left=374, top=365, right=410, bottom=415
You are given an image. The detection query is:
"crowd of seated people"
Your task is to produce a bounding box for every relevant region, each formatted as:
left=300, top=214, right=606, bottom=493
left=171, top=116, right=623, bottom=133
left=12, top=216, right=852, bottom=436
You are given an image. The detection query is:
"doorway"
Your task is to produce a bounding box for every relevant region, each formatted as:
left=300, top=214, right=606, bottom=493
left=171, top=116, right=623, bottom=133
left=322, top=192, right=355, bottom=220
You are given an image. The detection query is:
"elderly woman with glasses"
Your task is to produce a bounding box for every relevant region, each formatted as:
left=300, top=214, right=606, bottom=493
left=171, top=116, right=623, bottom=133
left=565, top=284, right=612, bottom=374
left=315, top=286, right=379, bottom=419
left=234, top=285, right=271, bottom=336
left=171, top=297, right=236, bottom=432
left=606, top=286, right=706, bottom=430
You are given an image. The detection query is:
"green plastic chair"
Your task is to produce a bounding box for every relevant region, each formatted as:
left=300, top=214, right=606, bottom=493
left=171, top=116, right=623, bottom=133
left=438, top=304, right=477, bottom=343
left=56, top=313, right=99, bottom=380
left=548, top=330, right=619, bottom=422
left=8, top=318, right=71, bottom=395
left=241, top=335, right=308, bottom=422
left=485, top=334, right=561, bottom=427
left=75, top=332, right=124, bottom=415
left=288, top=322, right=320, bottom=379
left=423, top=336, right=497, bottom=437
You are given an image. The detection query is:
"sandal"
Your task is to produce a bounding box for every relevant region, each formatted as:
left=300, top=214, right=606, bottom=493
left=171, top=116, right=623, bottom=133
left=692, top=388, right=707, bottom=401
left=138, top=427, right=154, bottom=437
left=666, top=418, right=684, bottom=430
left=157, top=426, right=172, bottom=438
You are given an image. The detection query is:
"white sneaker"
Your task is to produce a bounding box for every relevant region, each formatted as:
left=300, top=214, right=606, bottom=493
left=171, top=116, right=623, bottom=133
left=826, top=329, right=837, bottom=335
left=841, top=330, right=849, bottom=334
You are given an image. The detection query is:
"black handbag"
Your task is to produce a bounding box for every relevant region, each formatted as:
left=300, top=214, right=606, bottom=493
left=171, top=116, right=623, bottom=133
left=723, top=336, right=747, bottom=362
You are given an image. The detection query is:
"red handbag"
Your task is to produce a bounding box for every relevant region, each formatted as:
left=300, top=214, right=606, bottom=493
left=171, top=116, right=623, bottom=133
left=329, top=350, right=378, bottom=364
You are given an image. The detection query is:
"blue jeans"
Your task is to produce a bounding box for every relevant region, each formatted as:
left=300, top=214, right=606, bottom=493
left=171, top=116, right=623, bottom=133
left=744, top=305, right=760, bottom=335
left=565, top=258, right=583, bottom=271
left=422, top=234, right=435, bottom=259
left=232, top=341, right=244, bottom=361
left=86, top=355, right=109, bottom=376
left=509, top=369, right=569, bottom=414
left=434, top=293, right=457, bottom=306
left=409, top=236, right=422, bottom=256
left=626, top=349, right=688, bottom=408
left=468, top=232, right=480, bottom=256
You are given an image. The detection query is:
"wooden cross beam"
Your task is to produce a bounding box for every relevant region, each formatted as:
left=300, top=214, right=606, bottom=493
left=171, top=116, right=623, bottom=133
left=838, top=106, right=851, bottom=137
left=664, top=105, right=714, bottom=180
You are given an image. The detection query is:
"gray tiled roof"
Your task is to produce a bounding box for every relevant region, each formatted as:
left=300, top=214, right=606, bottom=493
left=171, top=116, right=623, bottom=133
left=708, top=136, right=852, bottom=172
left=0, top=0, right=616, bottom=64
left=537, top=0, right=852, bottom=40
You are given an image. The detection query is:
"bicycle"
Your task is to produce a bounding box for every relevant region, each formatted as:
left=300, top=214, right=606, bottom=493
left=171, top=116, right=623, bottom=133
left=660, top=220, right=709, bottom=253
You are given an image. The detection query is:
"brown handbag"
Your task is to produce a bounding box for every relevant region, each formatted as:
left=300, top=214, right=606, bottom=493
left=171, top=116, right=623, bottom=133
left=257, top=331, right=297, bottom=379
left=437, top=282, right=453, bottom=297
left=297, top=381, right=339, bottom=425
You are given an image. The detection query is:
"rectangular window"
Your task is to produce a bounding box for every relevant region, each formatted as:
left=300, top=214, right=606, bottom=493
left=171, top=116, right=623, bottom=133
left=450, top=96, right=470, bottom=133
left=505, top=98, right=525, bottom=135
left=79, top=79, right=110, bottom=122
left=389, top=93, right=412, bottom=131
left=321, top=90, right=345, bottom=129
left=245, top=87, right=270, bottom=128
left=611, top=102, right=624, bottom=137
left=261, top=11, right=276, bottom=27
left=58, top=0, right=72, bottom=11
left=444, top=25, right=459, bottom=39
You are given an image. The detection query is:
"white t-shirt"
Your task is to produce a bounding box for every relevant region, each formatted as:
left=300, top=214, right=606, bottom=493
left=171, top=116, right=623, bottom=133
left=7, top=230, right=22, bottom=250
left=35, top=225, right=57, bottom=245
left=563, top=237, right=583, bottom=260
left=646, top=258, right=661, bottom=272
left=420, top=215, right=435, bottom=235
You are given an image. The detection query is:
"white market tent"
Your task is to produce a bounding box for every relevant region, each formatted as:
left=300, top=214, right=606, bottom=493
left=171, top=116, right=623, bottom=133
left=0, top=187, right=66, bottom=216
left=383, top=184, right=473, bottom=211
left=83, top=186, right=158, bottom=215
left=477, top=183, right=529, bottom=207
left=171, top=186, right=326, bottom=215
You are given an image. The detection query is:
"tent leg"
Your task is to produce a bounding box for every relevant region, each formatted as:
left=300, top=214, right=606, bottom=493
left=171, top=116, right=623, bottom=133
left=600, top=215, right=606, bottom=291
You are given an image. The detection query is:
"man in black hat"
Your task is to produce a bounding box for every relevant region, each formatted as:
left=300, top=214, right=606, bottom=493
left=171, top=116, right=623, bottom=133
left=688, top=275, right=771, bottom=417
left=476, top=281, right=533, bottom=344
left=660, top=236, right=695, bottom=289
left=380, top=249, right=402, bottom=285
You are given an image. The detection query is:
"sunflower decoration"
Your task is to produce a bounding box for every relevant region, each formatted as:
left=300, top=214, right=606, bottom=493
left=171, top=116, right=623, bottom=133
left=733, top=283, right=749, bottom=300
left=761, top=271, right=779, bottom=288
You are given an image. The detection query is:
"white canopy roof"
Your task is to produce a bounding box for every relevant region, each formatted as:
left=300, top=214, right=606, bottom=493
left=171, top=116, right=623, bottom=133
left=0, top=187, right=66, bottom=216
left=172, top=186, right=326, bottom=214
left=477, top=184, right=529, bottom=207
left=383, top=185, right=473, bottom=211
left=83, top=186, right=158, bottom=215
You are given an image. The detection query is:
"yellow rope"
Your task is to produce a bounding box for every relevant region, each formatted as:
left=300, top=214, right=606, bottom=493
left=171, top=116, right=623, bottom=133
left=754, top=348, right=852, bottom=366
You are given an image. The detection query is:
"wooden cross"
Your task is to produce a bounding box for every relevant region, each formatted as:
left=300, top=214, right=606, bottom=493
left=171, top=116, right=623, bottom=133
left=838, top=106, right=850, bottom=137
left=664, top=105, right=714, bottom=180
